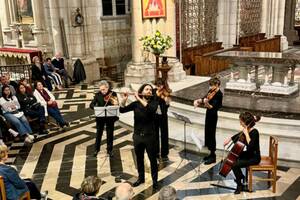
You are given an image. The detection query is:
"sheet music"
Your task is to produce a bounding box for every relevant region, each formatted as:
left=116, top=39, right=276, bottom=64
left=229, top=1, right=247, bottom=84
left=94, top=106, right=120, bottom=117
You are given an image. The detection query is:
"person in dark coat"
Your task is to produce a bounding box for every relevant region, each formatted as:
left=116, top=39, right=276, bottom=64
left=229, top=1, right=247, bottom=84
left=223, top=112, right=261, bottom=194
left=52, top=52, right=70, bottom=88
left=90, top=80, right=119, bottom=157
left=73, top=58, right=86, bottom=84
left=153, top=79, right=171, bottom=161
left=31, top=56, right=53, bottom=91
left=193, top=76, right=223, bottom=165
left=119, top=84, right=159, bottom=189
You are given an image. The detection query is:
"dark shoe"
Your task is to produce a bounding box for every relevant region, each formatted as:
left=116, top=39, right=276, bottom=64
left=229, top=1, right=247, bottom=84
left=93, top=150, right=99, bottom=157
left=39, top=129, right=49, bottom=135
left=161, top=156, right=169, bottom=162
left=133, top=179, right=145, bottom=187
left=204, top=156, right=216, bottom=165
left=203, top=155, right=210, bottom=161
left=234, top=185, right=243, bottom=194
left=153, top=181, right=159, bottom=189
left=108, top=151, right=113, bottom=158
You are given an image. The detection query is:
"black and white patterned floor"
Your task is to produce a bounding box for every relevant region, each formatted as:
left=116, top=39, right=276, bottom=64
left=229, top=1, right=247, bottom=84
left=8, top=84, right=300, bottom=200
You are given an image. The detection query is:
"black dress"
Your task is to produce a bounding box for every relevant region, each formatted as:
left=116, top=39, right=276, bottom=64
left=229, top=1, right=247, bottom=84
left=90, top=91, right=118, bottom=153
left=153, top=88, right=169, bottom=158
left=119, top=99, right=158, bottom=183
left=204, top=89, right=223, bottom=153
left=231, top=129, right=261, bottom=185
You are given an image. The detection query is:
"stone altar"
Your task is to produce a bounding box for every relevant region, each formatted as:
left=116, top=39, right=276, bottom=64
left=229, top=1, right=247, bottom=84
left=214, top=51, right=300, bottom=95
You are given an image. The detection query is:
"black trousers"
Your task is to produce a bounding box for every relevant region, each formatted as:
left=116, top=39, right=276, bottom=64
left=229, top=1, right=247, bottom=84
left=133, top=134, right=158, bottom=183
left=232, top=153, right=261, bottom=185
left=24, top=106, right=46, bottom=124
left=155, top=114, right=169, bottom=157
left=204, top=111, right=218, bottom=153
left=95, top=118, right=115, bottom=152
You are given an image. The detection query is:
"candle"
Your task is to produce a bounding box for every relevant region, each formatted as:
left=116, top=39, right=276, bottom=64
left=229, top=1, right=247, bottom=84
left=284, top=76, right=288, bottom=86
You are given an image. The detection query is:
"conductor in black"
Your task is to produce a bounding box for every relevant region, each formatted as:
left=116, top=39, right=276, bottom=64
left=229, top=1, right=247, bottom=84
left=90, top=80, right=119, bottom=157
left=119, top=84, right=159, bottom=189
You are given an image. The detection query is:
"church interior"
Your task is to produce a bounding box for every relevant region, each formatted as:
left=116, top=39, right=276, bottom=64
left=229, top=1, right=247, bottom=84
left=0, top=0, right=300, bottom=199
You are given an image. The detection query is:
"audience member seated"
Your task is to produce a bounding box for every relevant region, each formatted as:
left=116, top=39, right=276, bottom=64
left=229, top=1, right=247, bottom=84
left=16, top=84, right=48, bottom=135
left=52, top=52, right=70, bottom=88
left=31, top=56, right=53, bottom=91
left=19, top=78, right=33, bottom=94
left=159, top=186, right=177, bottom=200
left=43, top=57, right=63, bottom=90
left=73, top=176, right=103, bottom=200
left=0, top=144, right=46, bottom=200
left=0, top=75, right=16, bottom=97
left=33, top=81, right=69, bottom=128
left=115, top=183, right=133, bottom=200
left=0, top=111, right=19, bottom=143
left=0, top=85, right=34, bottom=143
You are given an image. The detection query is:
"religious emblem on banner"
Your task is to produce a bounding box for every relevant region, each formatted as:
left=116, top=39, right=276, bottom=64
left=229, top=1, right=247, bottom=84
left=142, top=0, right=166, bottom=19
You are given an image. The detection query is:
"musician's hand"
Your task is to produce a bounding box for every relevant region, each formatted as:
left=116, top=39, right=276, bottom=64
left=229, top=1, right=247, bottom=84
left=164, top=96, right=171, bottom=105
left=223, top=137, right=231, bottom=146
left=134, top=92, right=140, bottom=100
left=203, top=98, right=209, bottom=104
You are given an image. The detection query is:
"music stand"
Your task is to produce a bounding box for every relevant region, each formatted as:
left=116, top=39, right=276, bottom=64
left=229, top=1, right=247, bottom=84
left=94, top=106, right=120, bottom=117
left=172, top=112, right=196, bottom=172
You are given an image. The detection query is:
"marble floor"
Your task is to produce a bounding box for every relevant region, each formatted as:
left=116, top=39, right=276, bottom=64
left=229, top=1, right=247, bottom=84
left=7, top=85, right=300, bottom=200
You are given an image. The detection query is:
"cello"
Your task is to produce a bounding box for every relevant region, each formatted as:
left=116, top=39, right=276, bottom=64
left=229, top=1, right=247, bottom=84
left=219, top=132, right=246, bottom=177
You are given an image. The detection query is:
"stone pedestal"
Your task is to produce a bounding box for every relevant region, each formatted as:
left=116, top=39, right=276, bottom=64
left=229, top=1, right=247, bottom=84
left=260, top=84, right=298, bottom=95
left=125, top=62, right=155, bottom=86
left=225, top=79, right=257, bottom=91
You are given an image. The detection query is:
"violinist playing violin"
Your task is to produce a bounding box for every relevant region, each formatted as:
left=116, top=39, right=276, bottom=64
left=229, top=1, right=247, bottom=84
left=90, top=80, right=119, bottom=157
left=193, top=76, right=223, bottom=165
left=223, top=112, right=261, bottom=194
left=154, top=79, right=171, bottom=161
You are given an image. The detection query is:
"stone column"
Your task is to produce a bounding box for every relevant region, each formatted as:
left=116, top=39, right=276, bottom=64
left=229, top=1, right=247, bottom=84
left=125, top=0, right=185, bottom=86
left=0, top=20, right=3, bottom=47
left=48, top=0, right=63, bottom=54
left=283, top=0, right=298, bottom=45
left=217, top=0, right=238, bottom=48
left=31, top=0, right=46, bottom=47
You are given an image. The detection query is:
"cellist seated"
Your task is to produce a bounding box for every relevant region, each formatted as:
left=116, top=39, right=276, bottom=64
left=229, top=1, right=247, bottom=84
left=223, top=112, right=261, bottom=194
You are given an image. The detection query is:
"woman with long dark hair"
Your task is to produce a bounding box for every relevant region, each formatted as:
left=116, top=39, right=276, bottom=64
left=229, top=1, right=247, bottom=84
left=16, top=84, right=48, bottom=135
left=0, top=85, right=34, bottom=143
left=223, top=112, right=261, bottom=194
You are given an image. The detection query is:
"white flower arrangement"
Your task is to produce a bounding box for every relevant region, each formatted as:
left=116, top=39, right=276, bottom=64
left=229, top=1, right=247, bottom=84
left=140, top=30, right=173, bottom=55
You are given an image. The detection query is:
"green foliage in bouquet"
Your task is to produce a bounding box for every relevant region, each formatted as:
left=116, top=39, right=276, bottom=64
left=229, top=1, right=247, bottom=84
left=139, top=30, right=173, bottom=55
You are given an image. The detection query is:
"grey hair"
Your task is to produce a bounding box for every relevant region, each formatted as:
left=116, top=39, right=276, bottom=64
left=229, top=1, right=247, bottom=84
left=158, top=186, right=177, bottom=200
left=99, top=80, right=109, bottom=88
left=115, top=183, right=133, bottom=200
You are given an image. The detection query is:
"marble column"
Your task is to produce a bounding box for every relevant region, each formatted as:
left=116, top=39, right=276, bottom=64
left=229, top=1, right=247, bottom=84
left=0, top=20, right=3, bottom=47
left=216, top=0, right=238, bottom=48
left=48, top=0, right=63, bottom=54
left=31, top=0, right=46, bottom=47
left=283, top=0, right=298, bottom=45
left=261, top=0, right=288, bottom=50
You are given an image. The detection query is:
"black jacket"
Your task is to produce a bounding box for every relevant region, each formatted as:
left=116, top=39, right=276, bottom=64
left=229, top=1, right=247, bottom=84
left=31, top=64, right=44, bottom=82
left=52, top=58, right=65, bottom=70
left=119, top=99, right=158, bottom=135
left=73, top=59, right=86, bottom=83
left=16, top=93, right=39, bottom=112
left=90, top=91, right=119, bottom=121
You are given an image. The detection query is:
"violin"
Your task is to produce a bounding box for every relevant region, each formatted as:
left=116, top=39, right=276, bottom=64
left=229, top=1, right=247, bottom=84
left=104, top=92, right=119, bottom=106
left=195, top=87, right=218, bottom=106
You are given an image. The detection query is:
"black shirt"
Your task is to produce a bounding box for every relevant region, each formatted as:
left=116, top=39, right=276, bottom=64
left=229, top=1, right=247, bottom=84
left=52, top=58, right=65, bottom=70
left=231, top=128, right=261, bottom=159
left=16, top=93, right=38, bottom=111
left=206, top=89, right=223, bottom=114
left=119, top=99, right=158, bottom=135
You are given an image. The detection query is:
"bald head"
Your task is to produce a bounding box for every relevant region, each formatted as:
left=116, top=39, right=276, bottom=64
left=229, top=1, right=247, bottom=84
left=115, top=183, right=133, bottom=200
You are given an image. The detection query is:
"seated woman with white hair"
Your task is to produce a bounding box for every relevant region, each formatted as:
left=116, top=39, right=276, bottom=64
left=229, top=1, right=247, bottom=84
left=159, top=186, right=177, bottom=200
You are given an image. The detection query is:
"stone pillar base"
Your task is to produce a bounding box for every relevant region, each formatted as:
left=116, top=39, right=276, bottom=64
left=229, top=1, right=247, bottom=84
left=260, top=83, right=298, bottom=95
left=166, top=58, right=186, bottom=82
left=125, top=61, right=155, bottom=86
left=225, top=80, right=256, bottom=91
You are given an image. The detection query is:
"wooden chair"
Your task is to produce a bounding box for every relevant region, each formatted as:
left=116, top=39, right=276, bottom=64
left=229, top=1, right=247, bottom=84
left=0, top=176, right=6, bottom=200
left=248, top=136, right=278, bottom=193
left=0, top=176, right=31, bottom=200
